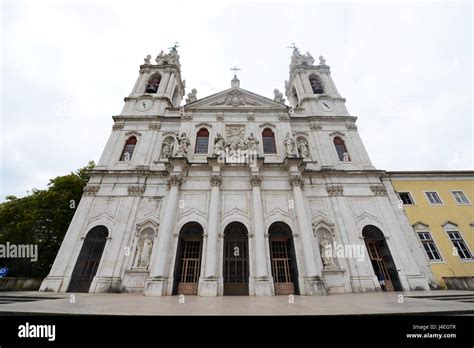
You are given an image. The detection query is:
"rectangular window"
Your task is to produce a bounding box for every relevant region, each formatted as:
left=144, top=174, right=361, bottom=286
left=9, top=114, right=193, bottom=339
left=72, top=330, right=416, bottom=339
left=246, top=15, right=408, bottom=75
left=425, top=191, right=443, bottom=205
left=451, top=191, right=470, bottom=205
left=417, top=232, right=442, bottom=261
left=398, top=192, right=415, bottom=205
left=447, top=231, right=473, bottom=259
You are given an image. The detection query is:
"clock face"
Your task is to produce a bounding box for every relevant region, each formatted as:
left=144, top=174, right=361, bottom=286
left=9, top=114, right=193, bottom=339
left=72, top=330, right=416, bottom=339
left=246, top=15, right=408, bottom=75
left=318, top=99, right=334, bottom=112
left=135, top=98, right=153, bottom=111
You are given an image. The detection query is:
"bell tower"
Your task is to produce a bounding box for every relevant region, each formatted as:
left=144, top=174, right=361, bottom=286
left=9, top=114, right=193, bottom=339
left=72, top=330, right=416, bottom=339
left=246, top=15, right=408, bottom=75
left=285, top=47, right=349, bottom=116
left=121, top=45, right=185, bottom=116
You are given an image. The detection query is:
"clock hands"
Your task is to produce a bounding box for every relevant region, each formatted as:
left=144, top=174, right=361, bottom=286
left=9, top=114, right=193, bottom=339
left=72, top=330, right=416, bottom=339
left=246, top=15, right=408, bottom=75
left=323, top=102, right=330, bottom=109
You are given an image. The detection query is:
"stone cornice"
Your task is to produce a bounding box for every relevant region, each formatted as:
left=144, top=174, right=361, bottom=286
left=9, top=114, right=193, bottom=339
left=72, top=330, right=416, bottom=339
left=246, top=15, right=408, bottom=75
left=326, top=184, right=344, bottom=196
left=112, top=115, right=171, bottom=122
left=88, top=169, right=168, bottom=176
left=306, top=115, right=358, bottom=123
left=387, top=170, right=474, bottom=179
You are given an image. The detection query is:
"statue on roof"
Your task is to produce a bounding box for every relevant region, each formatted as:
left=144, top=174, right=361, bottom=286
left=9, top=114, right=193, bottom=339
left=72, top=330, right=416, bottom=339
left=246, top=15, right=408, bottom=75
left=186, top=88, right=197, bottom=103
left=273, top=89, right=285, bottom=103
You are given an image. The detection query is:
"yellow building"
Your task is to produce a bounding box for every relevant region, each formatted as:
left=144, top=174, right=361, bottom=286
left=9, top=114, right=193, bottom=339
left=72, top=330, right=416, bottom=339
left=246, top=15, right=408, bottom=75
left=389, top=171, right=474, bottom=289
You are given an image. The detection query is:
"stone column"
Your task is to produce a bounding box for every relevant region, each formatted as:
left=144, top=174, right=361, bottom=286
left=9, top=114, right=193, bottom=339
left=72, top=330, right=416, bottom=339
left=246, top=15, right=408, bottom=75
left=199, top=165, right=222, bottom=296
left=250, top=173, right=273, bottom=296
left=286, top=159, right=326, bottom=295
left=145, top=159, right=186, bottom=296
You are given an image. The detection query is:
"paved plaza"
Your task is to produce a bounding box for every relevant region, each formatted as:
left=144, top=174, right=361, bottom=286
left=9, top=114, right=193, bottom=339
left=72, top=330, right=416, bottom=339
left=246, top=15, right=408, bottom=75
left=0, top=290, right=473, bottom=315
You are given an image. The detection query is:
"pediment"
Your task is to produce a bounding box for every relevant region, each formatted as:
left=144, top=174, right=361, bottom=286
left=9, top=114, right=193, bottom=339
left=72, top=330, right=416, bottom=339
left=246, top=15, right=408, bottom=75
left=184, top=87, right=288, bottom=110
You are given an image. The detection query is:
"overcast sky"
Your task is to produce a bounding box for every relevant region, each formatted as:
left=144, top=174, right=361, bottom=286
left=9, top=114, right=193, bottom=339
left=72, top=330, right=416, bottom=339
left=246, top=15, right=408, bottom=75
left=1, top=0, right=472, bottom=201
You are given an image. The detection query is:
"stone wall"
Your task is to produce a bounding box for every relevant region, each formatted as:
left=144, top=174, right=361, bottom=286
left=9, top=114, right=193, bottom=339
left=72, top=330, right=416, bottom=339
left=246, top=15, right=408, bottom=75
left=0, top=277, right=43, bottom=291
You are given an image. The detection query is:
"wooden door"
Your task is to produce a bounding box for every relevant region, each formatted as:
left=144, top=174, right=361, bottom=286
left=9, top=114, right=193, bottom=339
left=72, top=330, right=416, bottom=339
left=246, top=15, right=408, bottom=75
left=270, top=237, right=295, bottom=295
left=177, top=237, right=202, bottom=295
left=366, top=240, right=394, bottom=291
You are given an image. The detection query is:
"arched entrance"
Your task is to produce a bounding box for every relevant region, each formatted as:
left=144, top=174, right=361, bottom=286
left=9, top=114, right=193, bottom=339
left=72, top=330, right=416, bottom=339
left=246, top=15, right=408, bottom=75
left=268, top=222, right=299, bottom=295
left=68, top=226, right=108, bottom=293
left=223, top=222, right=249, bottom=295
left=172, top=222, right=204, bottom=295
left=362, top=225, right=402, bottom=291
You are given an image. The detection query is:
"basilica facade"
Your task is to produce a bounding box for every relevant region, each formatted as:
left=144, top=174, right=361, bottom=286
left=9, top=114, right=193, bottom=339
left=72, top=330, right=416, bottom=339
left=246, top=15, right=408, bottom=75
left=40, top=47, right=435, bottom=296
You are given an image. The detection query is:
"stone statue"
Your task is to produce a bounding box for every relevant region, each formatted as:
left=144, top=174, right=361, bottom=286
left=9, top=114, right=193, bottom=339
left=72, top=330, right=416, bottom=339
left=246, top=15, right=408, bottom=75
left=283, top=133, right=297, bottom=157
left=176, top=132, right=190, bottom=157
left=186, top=88, right=197, bottom=103
left=298, top=140, right=310, bottom=158
left=134, top=242, right=142, bottom=268
left=213, top=133, right=225, bottom=156
left=228, top=140, right=238, bottom=157
left=138, top=238, right=153, bottom=268
left=319, top=236, right=336, bottom=270
left=273, top=89, right=285, bottom=103
left=237, top=138, right=247, bottom=151
left=247, top=132, right=259, bottom=153
left=144, top=54, right=151, bottom=64
left=319, top=55, right=326, bottom=65
left=162, top=140, right=174, bottom=158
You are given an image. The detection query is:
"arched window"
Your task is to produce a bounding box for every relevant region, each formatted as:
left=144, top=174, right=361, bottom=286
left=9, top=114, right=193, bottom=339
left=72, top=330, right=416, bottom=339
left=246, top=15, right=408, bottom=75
left=333, top=137, right=350, bottom=161
left=195, top=128, right=209, bottom=154
left=262, top=128, right=277, bottom=154
left=145, top=73, right=161, bottom=93
left=120, top=136, right=137, bottom=161
left=309, top=75, right=324, bottom=94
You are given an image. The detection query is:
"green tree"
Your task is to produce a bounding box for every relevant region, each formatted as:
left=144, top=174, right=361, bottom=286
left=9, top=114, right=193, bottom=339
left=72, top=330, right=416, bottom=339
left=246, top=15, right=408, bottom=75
left=0, top=161, right=95, bottom=278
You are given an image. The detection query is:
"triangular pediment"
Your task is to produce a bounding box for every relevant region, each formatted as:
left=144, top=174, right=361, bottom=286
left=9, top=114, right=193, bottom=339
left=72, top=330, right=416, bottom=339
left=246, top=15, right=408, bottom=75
left=184, top=87, right=288, bottom=110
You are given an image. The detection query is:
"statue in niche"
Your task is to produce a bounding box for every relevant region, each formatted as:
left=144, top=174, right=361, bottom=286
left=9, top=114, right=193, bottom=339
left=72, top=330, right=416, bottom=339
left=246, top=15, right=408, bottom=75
left=176, top=132, right=190, bottom=157
left=213, top=133, right=226, bottom=157
left=162, top=140, right=174, bottom=158
left=298, top=140, right=310, bottom=158
left=247, top=133, right=259, bottom=153
left=283, top=133, right=297, bottom=157
left=319, top=235, right=337, bottom=270
left=273, top=89, right=285, bottom=103
left=134, top=237, right=153, bottom=269
left=139, top=238, right=153, bottom=268
left=186, top=88, right=197, bottom=103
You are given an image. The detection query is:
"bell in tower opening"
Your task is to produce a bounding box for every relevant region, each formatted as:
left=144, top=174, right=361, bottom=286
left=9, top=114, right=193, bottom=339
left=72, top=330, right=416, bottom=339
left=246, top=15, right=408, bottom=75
left=145, top=73, right=161, bottom=93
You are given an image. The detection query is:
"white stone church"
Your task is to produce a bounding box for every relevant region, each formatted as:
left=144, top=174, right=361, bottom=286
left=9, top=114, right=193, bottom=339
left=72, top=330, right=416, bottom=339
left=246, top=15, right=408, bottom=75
left=40, top=46, right=435, bottom=296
